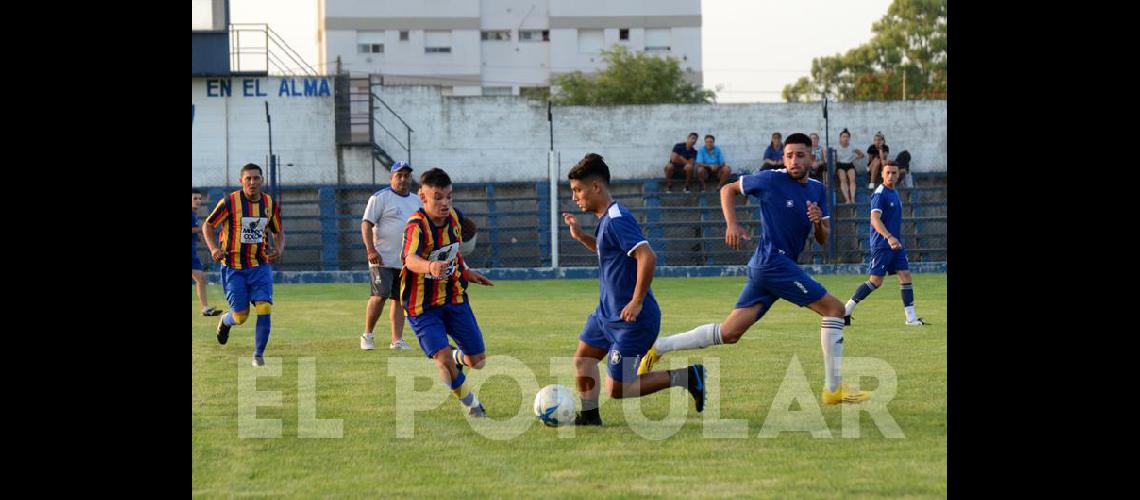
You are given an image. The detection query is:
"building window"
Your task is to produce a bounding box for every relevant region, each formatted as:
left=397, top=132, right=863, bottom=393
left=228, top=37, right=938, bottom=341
left=482, top=86, right=512, bottom=96
left=356, top=31, right=385, bottom=54
left=481, top=30, right=511, bottom=41
left=619, top=28, right=629, bottom=41
left=578, top=29, right=603, bottom=53
left=425, top=30, right=452, bottom=53
left=399, top=31, right=409, bottom=41
left=645, top=28, right=671, bottom=52
left=520, top=30, right=549, bottom=42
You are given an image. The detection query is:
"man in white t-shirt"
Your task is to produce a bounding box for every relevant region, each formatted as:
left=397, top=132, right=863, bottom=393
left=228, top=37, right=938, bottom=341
left=360, top=161, right=423, bottom=350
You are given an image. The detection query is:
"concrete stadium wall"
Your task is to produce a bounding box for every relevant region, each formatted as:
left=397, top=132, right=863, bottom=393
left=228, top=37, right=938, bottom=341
left=192, top=78, right=946, bottom=186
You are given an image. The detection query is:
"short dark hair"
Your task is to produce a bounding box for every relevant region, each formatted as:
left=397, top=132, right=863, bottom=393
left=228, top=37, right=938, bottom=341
left=687, top=132, right=698, bottom=139
left=883, top=160, right=898, bottom=168
left=240, top=163, right=263, bottom=176
left=772, top=132, right=782, bottom=138
left=192, top=188, right=202, bottom=195
left=784, top=132, right=811, bottom=148
left=419, top=168, right=452, bottom=189
left=567, top=153, right=611, bottom=185
left=704, top=134, right=715, bottom=141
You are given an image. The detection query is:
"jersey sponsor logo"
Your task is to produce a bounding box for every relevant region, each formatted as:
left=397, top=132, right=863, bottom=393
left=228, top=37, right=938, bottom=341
left=786, top=200, right=794, bottom=208
left=794, top=281, right=808, bottom=294
left=426, top=242, right=460, bottom=280
left=609, top=349, right=622, bottom=366
left=240, top=217, right=269, bottom=244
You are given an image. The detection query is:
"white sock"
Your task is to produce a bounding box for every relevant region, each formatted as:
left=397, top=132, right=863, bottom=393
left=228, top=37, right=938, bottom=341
left=459, top=391, right=481, bottom=409
left=655, top=323, right=722, bottom=355
left=820, top=317, right=845, bottom=392
left=905, top=306, right=917, bottom=322
left=844, top=299, right=857, bottom=317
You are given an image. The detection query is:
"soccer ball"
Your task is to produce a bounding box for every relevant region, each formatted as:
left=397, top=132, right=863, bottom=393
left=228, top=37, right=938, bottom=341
left=533, top=384, right=576, bottom=427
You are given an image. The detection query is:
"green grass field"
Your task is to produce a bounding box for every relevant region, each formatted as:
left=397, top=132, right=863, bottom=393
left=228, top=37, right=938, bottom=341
left=193, top=274, right=946, bottom=498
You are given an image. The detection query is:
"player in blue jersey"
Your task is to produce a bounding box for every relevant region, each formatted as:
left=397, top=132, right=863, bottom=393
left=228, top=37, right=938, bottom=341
left=843, top=161, right=926, bottom=326
left=639, top=133, right=870, bottom=405
left=561, top=153, right=707, bottom=426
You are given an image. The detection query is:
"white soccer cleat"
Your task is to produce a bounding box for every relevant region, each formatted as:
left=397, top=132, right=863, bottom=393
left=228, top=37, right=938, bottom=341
left=390, top=338, right=412, bottom=350
left=252, top=356, right=265, bottom=367
left=360, top=334, right=375, bottom=350
left=905, top=318, right=927, bottom=326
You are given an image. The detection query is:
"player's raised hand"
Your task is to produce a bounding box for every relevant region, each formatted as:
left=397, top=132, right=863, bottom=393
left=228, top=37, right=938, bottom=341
left=467, top=269, right=494, bottom=286
left=807, top=202, right=823, bottom=224
left=620, top=300, right=643, bottom=323
left=725, top=223, right=751, bottom=250
left=562, top=212, right=583, bottom=239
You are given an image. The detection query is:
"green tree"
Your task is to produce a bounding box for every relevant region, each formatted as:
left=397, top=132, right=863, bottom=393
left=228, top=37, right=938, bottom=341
left=783, top=0, right=946, bottom=102
left=552, top=45, right=715, bottom=105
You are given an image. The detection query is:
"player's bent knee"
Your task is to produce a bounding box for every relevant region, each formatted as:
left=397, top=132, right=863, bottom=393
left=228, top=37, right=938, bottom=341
left=467, top=353, right=486, bottom=369
left=232, top=310, right=250, bottom=325
left=254, top=302, right=272, bottom=315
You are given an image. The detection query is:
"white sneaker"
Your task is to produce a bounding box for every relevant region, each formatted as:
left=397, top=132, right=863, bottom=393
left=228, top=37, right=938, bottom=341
left=360, top=334, right=375, bottom=350
left=252, top=356, right=265, bottom=367
left=905, top=318, right=927, bottom=326
left=868, top=182, right=875, bottom=189
left=390, top=338, right=412, bottom=350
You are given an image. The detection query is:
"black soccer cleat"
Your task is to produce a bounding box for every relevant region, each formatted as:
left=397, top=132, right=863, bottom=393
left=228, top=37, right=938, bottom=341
left=687, top=364, right=706, bottom=413
left=573, top=412, right=603, bottom=426
left=216, top=315, right=231, bottom=345
left=844, top=315, right=852, bottom=326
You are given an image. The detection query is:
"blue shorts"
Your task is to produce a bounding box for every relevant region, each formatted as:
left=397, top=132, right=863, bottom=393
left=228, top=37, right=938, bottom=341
left=192, top=253, right=203, bottom=271
left=735, top=261, right=828, bottom=316
left=407, top=301, right=485, bottom=359
left=220, top=265, right=274, bottom=312
left=578, top=302, right=661, bottom=383
left=869, top=247, right=909, bottom=276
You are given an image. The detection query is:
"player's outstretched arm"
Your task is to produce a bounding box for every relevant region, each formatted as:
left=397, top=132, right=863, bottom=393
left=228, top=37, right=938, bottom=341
left=464, top=268, right=494, bottom=287
left=562, top=212, right=597, bottom=253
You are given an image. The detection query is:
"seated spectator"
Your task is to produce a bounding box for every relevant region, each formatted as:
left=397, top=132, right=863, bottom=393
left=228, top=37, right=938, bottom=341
left=663, top=132, right=699, bottom=193
left=867, top=131, right=890, bottom=189
left=760, top=132, right=784, bottom=171
left=695, top=134, right=731, bottom=191
left=834, top=128, right=865, bottom=205
left=894, top=149, right=913, bottom=188
left=809, top=132, right=827, bottom=186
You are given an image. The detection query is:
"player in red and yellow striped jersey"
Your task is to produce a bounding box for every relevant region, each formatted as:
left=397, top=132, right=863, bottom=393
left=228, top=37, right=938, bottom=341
left=400, top=168, right=494, bottom=418
left=202, top=163, right=285, bottom=367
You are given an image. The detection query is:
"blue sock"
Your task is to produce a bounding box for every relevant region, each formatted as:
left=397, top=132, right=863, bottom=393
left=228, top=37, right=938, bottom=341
left=900, top=283, right=915, bottom=307
left=851, top=281, right=879, bottom=303
left=222, top=312, right=238, bottom=326
left=254, top=314, right=271, bottom=356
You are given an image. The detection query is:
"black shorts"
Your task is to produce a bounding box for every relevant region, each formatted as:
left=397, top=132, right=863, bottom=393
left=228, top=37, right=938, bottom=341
left=667, top=160, right=691, bottom=178
left=369, top=266, right=400, bottom=298
left=836, top=162, right=855, bottom=173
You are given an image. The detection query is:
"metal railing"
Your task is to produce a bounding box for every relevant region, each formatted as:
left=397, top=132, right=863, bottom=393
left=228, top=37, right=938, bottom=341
left=229, top=23, right=317, bottom=75
left=195, top=175, right=945, bottom=272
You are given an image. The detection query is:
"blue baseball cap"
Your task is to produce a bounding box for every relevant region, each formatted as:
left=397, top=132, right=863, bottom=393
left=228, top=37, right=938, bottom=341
left=391, top=161, right=413, bottom=173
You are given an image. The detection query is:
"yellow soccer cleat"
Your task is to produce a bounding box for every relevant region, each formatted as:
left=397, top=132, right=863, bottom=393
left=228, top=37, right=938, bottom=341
left=637, top=346, right=662, bottom=375
left=821, top=384, right=871, bottom=405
